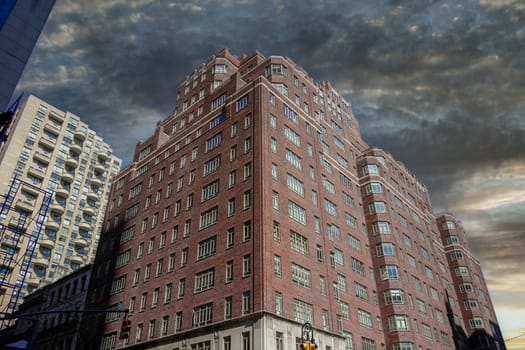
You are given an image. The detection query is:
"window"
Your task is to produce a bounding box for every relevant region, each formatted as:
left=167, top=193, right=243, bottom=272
left=393, top=343, right=414, bottom=350
left=380, top=265, right=399, bottom=280
left=459, top=282, right=474, bottom=293
left=372, top=221, right=391, bottom=234
left=272, top=191, right=279, bottom=210
left=227, top=228, right=234, bottom=248
left=244, top=162, right=251, bottom=179
left=354, top=282, right=369, bottom=301
left=288, top=201, right=306, bottom=225
left=384, top=289, right=405, bottom=305
left=198, top=236, right=217, bottom=260
left=193, top=303, right=213, bottom=327
left=243, top=221, right=251, bottom=241
left=243, top=255, right=251, bottom=276
left=368, top=201, right=387, bottom=214
left=290, top=231, right=308, bottom=254
left=327, top=223, right=340, bottom=241
left=389, top=315, right=410, bottom=331
left=224, top=297, right=232, bottom=319
left=178, top=279, right=186, bottom=298
left=274, top=255, right=282, bottom=277
left=181, top=248, right=188, bottom=267
left=273, top=221, right=280, bottom=241
left=291, top=263, right=311, bottom=288
left=455, top=266, right=469, bottom=277
left=229, top=170, right=236, bottom=187
left=376, top=242, right=395, bottom=256
left=365, top=182, right=382, bottom=194
left=226, top=261, right=233, bottom=282
left=284, top=125, right=301, bottom=146
left=243, top=291, right=251, bottom=314
left=270, top=137, right=277, bottom=153
left=110, top=275, right=126, bottom=295
left=357, top=309, right=373, bottom=328
left=324, top=199, right=338, bottom=216
left=228, top=198, right=236, bottom=216
left=243, top=191, right=251, bottom=209
left=269, top=114, right=277, bottom=128
left=211, top=92, right=227, bottom=110
left=244, top=113, right=252, bottom=128
left=285, top=149, right=302, bottom=170
left=276, top=332, right=284, bottom=350
left=175, top=312, right=182, bottom=332
left=203, top=155, right=221, bottom=176
left=275, top=292, right=283, bottom=315
left=165, top=283, right=172, bottom=303
left=195, top=268, right=215, bottom=292
left=348, top=234, right=361, bottom=252
left=244, top=137, right=252, bottom=153
left=199, top=207, right=218, bottom=229
left=202, top=179, right=220, bottom=201
left=293, top=299, right=313, bottom=323
left=242, top=332, right=250, bottom=350
left=322, top=175, right=335, bottom=194
left=266, top=63, right=287, bottom=76
left=287, top=173, right=304, bottom=197
left=205, top=132, right=222, bottom=152
left=237, top=94, right=249, bottom=111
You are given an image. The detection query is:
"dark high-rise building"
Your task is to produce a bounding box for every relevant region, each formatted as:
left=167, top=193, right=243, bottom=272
left=0, top=0, right=56, bottom=111
left=84, top=49, right=503, bottom=350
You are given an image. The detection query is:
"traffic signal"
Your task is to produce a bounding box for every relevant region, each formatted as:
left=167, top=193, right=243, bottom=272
left=300, top=341, right=317, bottom=350
left=119, top=319, right=131, bottom=339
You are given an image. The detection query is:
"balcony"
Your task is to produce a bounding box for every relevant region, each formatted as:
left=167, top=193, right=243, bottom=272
left=73, top=129, right=86, bottom=140
left=8, top=216, right=27, bottom=228
left=74, top=238, right=88, bottom=247
left=90, top=177, right=102, bottom=187
left=27, top=166, right=46, bottom=179
left=55, top=187, right=69, bottom=198
left=15, top=199, right=35, bottom=213
left=44, top=123, right=61, bottom=135
left=61, top=172, right=74, bottom=183
left=65, top=157, right=78, bottom=168
left=38, top=137, right=56, bottom=149
left=48, top=112, right=64, bottom=123
left=98, top=151, right=110, bottom=161
left=83, top=207, right=95, bottom=216
left=33, top=257, right=50, bottom=267
left=39, top=239, right=55, bottom=249
left=45, top=220, right=60, bottom=230
left=70, top=255, right=84, bottom=265
left=93, top=163, right=105, bottom=174
left=49, top=204, right=64, bottom=215
left=1, top=235, right=20, bottom=249
left=33, top=151, right=51, bottom=164
left=78, top=221, right=92, bottom=231
left=26, top=277, right=40, bottom=288
left=87, top=191, right=99, bottom=201
left=69, top=143, right=82, bottom=154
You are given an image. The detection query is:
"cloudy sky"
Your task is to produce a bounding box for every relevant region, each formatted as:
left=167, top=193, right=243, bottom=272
left=15, top=0, right=525, bottom=347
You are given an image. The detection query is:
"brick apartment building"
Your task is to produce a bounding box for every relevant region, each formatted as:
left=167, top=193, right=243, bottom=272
left=82, top=49, right=504, bottom=350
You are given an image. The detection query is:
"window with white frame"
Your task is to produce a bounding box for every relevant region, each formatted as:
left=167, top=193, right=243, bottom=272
left=195, top=268, right=215, bottom=293
left=288, top=200, right=306, bottom=225
left=199, top=207, right=218, bottom=229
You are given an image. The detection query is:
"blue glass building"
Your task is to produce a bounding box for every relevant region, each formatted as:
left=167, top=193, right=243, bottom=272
left=0, top=0, right=56, bottom=111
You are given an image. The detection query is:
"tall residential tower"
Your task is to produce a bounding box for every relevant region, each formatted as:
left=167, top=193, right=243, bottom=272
left=0, top=95, right=121, bottom=314
left=85, top=49, right=503, bottom=350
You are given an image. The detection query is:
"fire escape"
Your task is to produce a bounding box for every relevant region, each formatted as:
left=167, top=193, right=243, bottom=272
left=0, top=176, right=52, bottom=328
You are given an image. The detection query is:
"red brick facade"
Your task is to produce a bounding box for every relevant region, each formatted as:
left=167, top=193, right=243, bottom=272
left=84, top=49, right=503, bottom=350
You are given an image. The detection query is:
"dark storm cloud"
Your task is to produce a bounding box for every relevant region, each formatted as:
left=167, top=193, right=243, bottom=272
left=14, top=0, right=525, bottom=334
